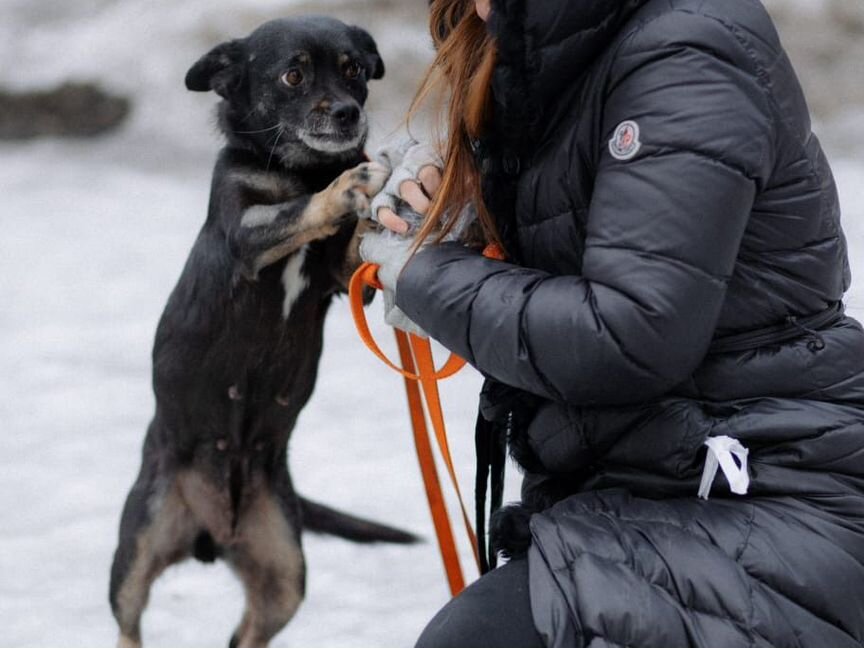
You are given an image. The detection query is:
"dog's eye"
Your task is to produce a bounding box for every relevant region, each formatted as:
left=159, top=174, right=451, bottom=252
left=281, top=69, right=304, bottom=87
left=344, top=62, right=363, bottom=80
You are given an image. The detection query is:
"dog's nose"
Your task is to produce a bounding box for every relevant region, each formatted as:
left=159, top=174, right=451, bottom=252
left=331, top=102, right=360, bottom=127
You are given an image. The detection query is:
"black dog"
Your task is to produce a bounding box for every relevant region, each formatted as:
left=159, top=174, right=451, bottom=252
left=109, top=17, right=414, bottom=648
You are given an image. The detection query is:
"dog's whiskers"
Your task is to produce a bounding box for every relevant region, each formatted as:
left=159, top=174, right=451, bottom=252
left=237, top=105, right=259, bottom=123
left=231, top=123, right=283, bottom=135
left=266, top=127, right=285, bottom=172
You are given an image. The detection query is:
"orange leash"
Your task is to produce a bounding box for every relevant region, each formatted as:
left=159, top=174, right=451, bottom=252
left=348, top=243, right=504, bottom=597
left=394, top=330, right=471, bottom=595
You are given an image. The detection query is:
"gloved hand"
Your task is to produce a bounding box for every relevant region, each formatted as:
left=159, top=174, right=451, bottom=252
left=359, top=221, right=427, bottom=337
left=369, top=136, right=443, bottom=234
left=359, top=202, right=480, bottom=337
left=359, top=135, right=479, bottom=336
left=357, top=136, right=436, bottom=336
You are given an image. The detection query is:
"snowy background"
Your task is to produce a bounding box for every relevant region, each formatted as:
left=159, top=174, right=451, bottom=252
left=1, top=1, right=863, bottom=646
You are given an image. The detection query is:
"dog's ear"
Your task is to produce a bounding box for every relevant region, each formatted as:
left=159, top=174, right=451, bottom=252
left=185, top=39, right=247, bottom=98
left=348, top=27, right=385, bottom=80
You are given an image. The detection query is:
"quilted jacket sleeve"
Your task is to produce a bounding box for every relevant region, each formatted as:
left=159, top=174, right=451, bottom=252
left=397, top=13, right=776, bottom=405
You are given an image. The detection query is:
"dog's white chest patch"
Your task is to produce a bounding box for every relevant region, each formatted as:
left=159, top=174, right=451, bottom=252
left=281, top=245, right=310, bottom=320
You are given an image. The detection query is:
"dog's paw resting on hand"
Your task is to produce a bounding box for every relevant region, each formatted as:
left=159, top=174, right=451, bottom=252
left=331, top=160, right=390, bottom=217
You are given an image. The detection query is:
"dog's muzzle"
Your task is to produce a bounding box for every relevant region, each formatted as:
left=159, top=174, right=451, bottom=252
left=298, top=110, right=368, bottom=154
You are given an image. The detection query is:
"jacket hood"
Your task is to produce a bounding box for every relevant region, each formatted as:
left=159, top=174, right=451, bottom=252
left=487, top=0, right=648, bottom=154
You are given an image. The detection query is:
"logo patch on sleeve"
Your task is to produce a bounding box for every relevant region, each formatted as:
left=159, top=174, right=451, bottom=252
left=609, top=120, right=642, bottom=161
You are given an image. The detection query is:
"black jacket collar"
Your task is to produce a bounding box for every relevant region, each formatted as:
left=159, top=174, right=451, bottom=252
left=486, top=0, right=648, bottom=157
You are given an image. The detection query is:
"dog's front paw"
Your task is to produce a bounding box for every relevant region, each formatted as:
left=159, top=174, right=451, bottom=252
left=333, top=161, right=390, bottom=215
left=359, top=161, right=390, bottom=197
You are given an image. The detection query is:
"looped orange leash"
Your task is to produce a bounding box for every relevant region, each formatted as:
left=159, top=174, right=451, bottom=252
left=348, top=264, right=467, bottom=382
left=349, top=243, right=505, bottom=597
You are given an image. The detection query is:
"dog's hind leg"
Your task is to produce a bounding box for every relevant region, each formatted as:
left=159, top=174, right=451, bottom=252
left=225, top=487, right=305, bottom=648
left=110, top=469, right=198, bottom=648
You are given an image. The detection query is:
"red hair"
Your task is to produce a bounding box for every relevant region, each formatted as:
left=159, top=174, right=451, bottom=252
left=410, top=0, right=502, bottom=249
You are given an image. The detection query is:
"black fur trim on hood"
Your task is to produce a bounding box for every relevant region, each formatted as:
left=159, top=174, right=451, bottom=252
left=490, top=502, right=534, bottom=560
left=479, top=379, right=544, bottom=473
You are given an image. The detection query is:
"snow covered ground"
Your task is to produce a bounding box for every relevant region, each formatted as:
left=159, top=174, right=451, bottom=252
left=2, top=0, right=864, bottom=646
left=0, top=133, right=498, bottom=647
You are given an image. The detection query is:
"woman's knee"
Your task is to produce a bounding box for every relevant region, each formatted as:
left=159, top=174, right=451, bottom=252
left=414, top=606, right=469, bottom=648
left=414, top=559, right=544, bottom=648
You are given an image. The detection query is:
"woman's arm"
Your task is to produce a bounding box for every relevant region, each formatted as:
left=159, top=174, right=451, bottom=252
left=397, top=12, right=776, bottom=405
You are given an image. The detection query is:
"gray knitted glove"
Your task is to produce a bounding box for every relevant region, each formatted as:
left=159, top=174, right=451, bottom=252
left=358, top=202, right=479, bottom=338
left=359, top=223, right=427, bottom=337
left=369, top=138, right=443, bottom=231
left=360, top=135, right=479, bottom=337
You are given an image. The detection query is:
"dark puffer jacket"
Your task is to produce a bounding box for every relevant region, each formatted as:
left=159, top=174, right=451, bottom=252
left=397, top=0, right=864, bottom=646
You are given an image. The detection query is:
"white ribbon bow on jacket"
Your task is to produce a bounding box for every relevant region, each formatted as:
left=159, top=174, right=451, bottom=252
left=698, top=435, right=750, bottom=500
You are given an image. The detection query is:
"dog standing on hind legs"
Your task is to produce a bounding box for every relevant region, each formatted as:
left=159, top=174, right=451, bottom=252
left=109, top=17, right=416, bottom=648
